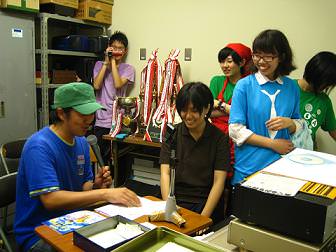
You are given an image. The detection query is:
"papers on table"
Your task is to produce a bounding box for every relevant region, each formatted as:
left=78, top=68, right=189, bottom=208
left=263, top=148, right=336, bottom=187
left=242, top=172, right=306, bottom=196
left=95, top=197, right=166, bottom=220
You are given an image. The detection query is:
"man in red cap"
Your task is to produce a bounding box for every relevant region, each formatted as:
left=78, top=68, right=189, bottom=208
left=209, top=43, right=252, bottom=216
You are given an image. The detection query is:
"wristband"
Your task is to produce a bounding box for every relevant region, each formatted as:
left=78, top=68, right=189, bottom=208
left=103, top=62, right=109, bottom=66
left=220, top=102, right=226, bottom=111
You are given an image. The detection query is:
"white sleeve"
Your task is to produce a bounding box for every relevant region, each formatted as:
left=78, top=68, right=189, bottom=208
left=292, top=119, right=303, bottom=134
left=229, top=123, right=254, bottom=146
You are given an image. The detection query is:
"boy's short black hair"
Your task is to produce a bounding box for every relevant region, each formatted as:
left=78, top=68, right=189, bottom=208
left=109, top=31, right=128, bottom=48
left=50, top=107, right=73, bottom=124
left=176, top=82, right=214, bottom=119
left=304, top=51, right=336, bottom=94
left=252, top=29, right=296, bottom=77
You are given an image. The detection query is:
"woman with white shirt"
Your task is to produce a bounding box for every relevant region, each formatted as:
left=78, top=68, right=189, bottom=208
left=228, top=29, right=302, bottom=185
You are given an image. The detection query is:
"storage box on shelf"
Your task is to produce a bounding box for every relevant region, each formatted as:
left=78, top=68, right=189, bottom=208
left=75, top=0, right=113, bottom=25
left=39, top=0, right=78, bottom=9
left=1, top=0, right=39, bottom=12
left=39, top=0, right=78, bottom=17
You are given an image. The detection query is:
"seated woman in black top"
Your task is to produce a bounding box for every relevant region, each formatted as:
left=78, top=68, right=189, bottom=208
left=160, top=82, right=230, bottom=224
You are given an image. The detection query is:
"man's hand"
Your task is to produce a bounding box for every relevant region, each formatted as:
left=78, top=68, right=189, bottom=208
left=94, top=166, right=112, bottom=189
left=270, top=138, right=294, bottom=154
left=104, top=46, right=114, bottom=63
left=104, top=188, right=141, bottom=207
left=266, top=117, right=295, bottom=131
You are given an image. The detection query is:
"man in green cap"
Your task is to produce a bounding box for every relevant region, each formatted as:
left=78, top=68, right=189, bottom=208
left=14, top=83, right=140, bottom=252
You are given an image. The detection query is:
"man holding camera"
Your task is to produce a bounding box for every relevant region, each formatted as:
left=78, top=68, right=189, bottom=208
left=93, top=31, right=135, bottom=165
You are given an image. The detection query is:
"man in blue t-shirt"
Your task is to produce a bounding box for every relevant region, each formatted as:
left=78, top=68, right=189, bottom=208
left=14, top=83, right=140, bottom=252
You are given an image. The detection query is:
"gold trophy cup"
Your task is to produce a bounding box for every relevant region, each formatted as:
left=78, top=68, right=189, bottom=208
left=116, top=97, right=139, bottom=135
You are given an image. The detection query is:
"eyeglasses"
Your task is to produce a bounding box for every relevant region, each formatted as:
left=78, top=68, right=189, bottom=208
left=111, top=46, right=125, bottom=52
left=252, top=54, right=278, bottom=62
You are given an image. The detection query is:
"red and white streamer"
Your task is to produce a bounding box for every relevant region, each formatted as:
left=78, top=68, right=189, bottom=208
left=150, top=49, right=184, bottom=142
left=140, top=49, right=162, bottom=126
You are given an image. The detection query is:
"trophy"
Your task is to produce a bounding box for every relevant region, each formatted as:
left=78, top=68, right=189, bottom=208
left=111, top=96, right=139, bottom=136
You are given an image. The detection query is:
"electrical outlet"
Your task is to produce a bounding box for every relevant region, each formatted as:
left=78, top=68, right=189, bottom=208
left=185, top=48, right=192, bottom=61
left=0, top=101, right=5, bottom=118
left=140, top=48, right=146, bottom=60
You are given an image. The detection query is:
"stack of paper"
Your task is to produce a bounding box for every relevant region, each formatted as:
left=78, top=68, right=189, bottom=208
left=95, top=197, right=166, bottom=220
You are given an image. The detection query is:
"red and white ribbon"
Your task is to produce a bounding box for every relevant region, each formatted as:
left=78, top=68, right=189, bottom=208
left=140, top=49, right=162, bottom=126
left=110, top=112, right=123, bottom=137
left=150, top=49, right=184, bottom=142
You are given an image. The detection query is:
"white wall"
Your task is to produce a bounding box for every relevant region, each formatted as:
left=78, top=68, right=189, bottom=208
left=111, top=0, right=336, bottom=154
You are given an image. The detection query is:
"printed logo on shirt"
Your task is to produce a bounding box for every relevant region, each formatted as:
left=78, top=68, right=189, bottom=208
left=304, top=103, right=319, bottom=130
left=77, top=155, right=85, bottom=176
left=305, top=103, right=313, bottom=112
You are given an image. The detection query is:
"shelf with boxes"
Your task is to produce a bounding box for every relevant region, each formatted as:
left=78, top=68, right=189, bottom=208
left=39, top=0, right=114, bottom=25
left=35, top=12, right=108, bottom=128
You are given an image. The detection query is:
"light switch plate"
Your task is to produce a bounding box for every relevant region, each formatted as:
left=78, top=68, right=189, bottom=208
left=185, top=48, right=192, bottom=61
left=140, top=48, right=146, bottom=60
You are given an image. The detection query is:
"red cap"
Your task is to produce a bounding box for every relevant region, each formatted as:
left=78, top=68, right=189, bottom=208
left=226, top=43, right=252, bottom=61
left=226, top=43, right=252, bottom=76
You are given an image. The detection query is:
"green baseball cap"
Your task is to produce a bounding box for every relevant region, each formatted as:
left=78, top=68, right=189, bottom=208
left=51, top=82, right=105, bottom=115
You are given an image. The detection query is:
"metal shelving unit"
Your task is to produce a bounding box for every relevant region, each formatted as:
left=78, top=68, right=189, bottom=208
left=36, top=12, right=107, bottom=127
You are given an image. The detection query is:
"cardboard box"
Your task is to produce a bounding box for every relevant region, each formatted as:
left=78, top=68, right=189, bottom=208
left=52, top=70, right=77, bottom=84
left=39, top=0, right=78, bottom=9
left=98, top=0, right=113, bottom=4
left=1, top=0, right=39, bottom=12
left=75, top=0, right=112, bottom=25
left=36, top=71, right=51, bottom=85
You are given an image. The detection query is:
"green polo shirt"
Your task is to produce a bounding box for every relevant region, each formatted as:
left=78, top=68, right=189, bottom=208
left=160, top=121, right=229, bottom=203
left=295, top=80, right=336, bottom=141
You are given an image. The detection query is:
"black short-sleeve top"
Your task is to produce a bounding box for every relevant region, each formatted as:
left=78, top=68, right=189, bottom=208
left=160, top=121, right=230, bottom=203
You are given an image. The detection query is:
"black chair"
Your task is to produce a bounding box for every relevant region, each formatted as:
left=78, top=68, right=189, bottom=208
left=0, top=173, right=16, bottom=252
left=0, top=139, right=26, bottom=252
left=0, top=139, right=26, bottom=175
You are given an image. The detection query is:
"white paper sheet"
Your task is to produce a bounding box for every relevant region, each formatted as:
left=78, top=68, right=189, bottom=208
left=242, top=172, right=307, bottom=196
left=156, top=242, right=194, bottom=252
left=263, top=148, right=336, bottom=187
left=95, top=197, right=166, bottom=220
left=88, top=223, right=143, bottom=249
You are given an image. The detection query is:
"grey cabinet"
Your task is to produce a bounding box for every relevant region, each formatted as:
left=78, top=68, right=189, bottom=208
left=0, top=10, right=37, bottom=144
left=35, top=13, right=106, bottom=128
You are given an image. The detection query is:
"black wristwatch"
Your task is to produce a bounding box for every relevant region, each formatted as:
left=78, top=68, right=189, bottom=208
left=220, top=102, right=226, bottom=111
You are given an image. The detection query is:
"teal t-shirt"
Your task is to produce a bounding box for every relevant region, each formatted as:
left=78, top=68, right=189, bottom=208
left=296, top=80, right=336, bottom=140
left=209, top=75, right=235, bottom=102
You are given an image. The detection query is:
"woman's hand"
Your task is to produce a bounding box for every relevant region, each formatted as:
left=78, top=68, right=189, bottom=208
left=213, top=99, right=220, bottom=109
left=270, top=138, right=294, bottom=154
left=266, top=117, right=295, bottom=131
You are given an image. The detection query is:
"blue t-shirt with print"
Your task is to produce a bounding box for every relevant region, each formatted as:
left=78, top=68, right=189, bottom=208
left=229, top=74, right=301, bottom=185
left=14, top=127, right=93, bottom=252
